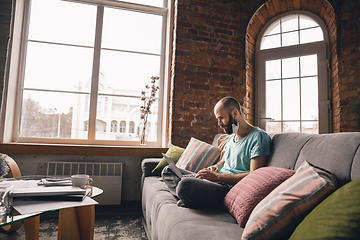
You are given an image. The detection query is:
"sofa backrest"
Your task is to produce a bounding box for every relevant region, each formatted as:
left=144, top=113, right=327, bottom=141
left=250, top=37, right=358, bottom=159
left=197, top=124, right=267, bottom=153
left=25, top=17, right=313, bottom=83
left=267, top=132, right=360, bottom=187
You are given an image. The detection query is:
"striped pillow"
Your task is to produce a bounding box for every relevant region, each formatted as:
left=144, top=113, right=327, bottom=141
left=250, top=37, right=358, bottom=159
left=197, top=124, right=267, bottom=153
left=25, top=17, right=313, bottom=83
left=242, top=161, right=337, bottom=240
left=176, top=137, right=222, bottom=173
left=224, top=167, right=295, bottom=228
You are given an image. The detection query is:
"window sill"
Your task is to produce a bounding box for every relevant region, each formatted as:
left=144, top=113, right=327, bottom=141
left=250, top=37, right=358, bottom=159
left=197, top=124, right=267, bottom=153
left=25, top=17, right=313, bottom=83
left=0, top=143, right=167, bottom=157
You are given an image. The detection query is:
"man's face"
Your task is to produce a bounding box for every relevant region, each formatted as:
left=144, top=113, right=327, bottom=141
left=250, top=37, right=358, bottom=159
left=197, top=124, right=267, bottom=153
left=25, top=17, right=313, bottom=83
left=214, top=106, right=233, bottom=134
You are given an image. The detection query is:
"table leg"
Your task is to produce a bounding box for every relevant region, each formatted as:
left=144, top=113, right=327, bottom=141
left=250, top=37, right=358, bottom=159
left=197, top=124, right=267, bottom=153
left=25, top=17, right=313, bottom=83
left=77, top=205, right=95, bottom=240
left=58, top=207, right=81, bottom=240
left=57, top=205, right=95, bottom=240
left=23, top=215, right=40, bottom=240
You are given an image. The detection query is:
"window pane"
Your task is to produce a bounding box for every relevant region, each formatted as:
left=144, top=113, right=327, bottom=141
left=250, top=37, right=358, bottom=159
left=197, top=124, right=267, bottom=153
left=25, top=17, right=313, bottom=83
left=20, top=90, right=88, bottom=139
left=301, top=77, right=318, bottom=120
left=266, top=80, right=281, bottom=121
left=266, top=122, right=281, bottom=136
left=282, top=57, right=299, bottom=79
left=24, top=42, right=93, bottom=92
left=266, top=59, right=281, bottom=80
left=299, top=15, right=318, bottom=29
left=281, top=15, right=298, bottom=33
left=283, top=78, right=300, bottom=120
left=28, top=0, right=96, bottom=46
left=102, top=7, right=162, bottom=54
left=99, top=50, right=160, bottom=93
left=283, top=122, right=300, bottom=133
left=300, top=27, right=324, bottom=44
left=114, top=0, right=164, bottom=7
left=260, top=35, right=281, bottom=50
left=301, top=121, right=318, bottom=134
left=264, top=21, right=280, bottom=36
left=300, top=54, right=317, bottom=77
left=282, top=31, right=299, bottom=47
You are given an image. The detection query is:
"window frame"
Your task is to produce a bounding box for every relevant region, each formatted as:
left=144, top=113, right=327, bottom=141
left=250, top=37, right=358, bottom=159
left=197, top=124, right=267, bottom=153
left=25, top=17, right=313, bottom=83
left=1, top=0, right=173, bottom=148
left=255, top=11, right=331, bottom=134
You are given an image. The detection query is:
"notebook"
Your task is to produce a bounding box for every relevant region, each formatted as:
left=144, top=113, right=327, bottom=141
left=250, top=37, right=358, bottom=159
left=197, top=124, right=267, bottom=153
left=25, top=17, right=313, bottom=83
left=162, top=153, right=196, bottom=179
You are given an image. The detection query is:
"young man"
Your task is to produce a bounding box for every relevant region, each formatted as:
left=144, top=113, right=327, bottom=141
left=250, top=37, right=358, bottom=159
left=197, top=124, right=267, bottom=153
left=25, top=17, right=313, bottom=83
left=162, top=97, right=271, bottom=208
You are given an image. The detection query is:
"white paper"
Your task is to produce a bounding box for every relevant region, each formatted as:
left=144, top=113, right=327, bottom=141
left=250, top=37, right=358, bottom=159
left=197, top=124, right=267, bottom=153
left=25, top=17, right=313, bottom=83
left=12, top=197, right=98, bottom=215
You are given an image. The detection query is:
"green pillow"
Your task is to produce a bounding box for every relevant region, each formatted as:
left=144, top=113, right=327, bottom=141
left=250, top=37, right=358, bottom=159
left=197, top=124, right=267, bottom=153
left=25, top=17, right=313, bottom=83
left=151, top=144, right=185, bottom=174
left=289, top=177, right=360, bottom=240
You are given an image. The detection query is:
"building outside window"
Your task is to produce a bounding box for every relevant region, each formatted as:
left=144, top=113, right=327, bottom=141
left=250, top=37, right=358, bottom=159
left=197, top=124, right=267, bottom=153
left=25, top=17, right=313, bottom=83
left=3, top=0, right=170, bottom=147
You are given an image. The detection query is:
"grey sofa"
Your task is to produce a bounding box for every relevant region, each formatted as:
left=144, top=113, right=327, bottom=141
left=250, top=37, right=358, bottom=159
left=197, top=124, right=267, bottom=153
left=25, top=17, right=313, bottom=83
left=141, top=132, right=360, bottom=240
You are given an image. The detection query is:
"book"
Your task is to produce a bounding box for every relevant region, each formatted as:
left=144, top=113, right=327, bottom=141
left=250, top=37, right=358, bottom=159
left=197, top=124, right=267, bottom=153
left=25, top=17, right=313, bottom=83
left=39, top=177, right=72, bottom=186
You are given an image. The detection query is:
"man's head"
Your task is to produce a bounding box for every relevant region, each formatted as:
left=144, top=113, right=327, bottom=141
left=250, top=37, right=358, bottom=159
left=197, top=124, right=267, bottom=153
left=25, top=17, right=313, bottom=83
left=214, top=97, right=243, bottom=134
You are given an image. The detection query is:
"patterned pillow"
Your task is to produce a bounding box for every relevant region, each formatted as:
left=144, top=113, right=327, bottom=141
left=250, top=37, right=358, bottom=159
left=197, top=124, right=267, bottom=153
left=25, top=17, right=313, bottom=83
left=224, top=167, right=295, bottom=227
left=242, top=161, right=337, bottom=240
left=176, top=137, right=222, bottom=173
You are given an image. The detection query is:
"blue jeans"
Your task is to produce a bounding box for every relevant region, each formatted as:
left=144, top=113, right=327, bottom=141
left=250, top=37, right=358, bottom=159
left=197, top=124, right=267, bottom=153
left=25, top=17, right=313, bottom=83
left=161, top=166, right=231, bottom=208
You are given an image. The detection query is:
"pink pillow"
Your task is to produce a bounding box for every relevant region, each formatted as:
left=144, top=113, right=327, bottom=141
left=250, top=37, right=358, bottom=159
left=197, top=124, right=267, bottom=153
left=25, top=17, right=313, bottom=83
left=223, top=167, right=295, bottom=227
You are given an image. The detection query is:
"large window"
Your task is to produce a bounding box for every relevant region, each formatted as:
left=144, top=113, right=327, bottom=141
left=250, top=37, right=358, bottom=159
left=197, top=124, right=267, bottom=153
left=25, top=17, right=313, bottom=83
left=4, top=0, right=171, bottom=147
left=256, top=12, right=330, bottom=135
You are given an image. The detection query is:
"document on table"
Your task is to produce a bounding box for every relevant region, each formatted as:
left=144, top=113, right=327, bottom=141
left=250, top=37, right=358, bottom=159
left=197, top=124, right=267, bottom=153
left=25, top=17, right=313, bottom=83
left=0, top=180, right=87, bottom=197
left=12, top=197, right=98, bottom=215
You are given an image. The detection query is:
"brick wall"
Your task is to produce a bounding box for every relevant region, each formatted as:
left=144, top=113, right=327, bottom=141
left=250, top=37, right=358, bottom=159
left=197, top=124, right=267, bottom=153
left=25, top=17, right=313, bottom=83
left=0, top=0, right=12, bottom=106
left=0, top=0, right=359, bottom=148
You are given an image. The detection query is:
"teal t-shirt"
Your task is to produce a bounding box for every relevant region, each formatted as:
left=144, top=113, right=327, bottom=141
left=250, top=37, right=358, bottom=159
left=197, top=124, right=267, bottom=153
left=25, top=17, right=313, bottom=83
left=218, top=127, right=271, bottom=175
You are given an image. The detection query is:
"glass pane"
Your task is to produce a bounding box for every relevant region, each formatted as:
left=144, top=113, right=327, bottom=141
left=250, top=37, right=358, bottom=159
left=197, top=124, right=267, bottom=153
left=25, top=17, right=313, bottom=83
left=281, top=15, right=298, bottom=33
left=283, top=78, right=300, bottom=120
left=23, top=42, right=93, bottom=92
left=264, top=21, right=280, bottom=36
left=301, top=77, right=318, bottom=120
left=300, top=54, right=317, bottom=77
left=266, top=80, right=281, bottom=121
left=266, top=59, right=281, bottom=80
left=282, top=57, right=299, bottom=79
left=28, top=0, right=96, bottom=47
left=95, top=95, right=158, bottom=142
left=102, top=7, right=162, bottom=54
left=114, top=0, right=164, bottom=7
left=260, top=35, right=281, bottom=50
left=99, top=50, right=160, bottom=93
left=300, top=27, right=324, bottom=44
left=282, top=31, right=299, bottom=47
left=20, top=90, right=88, bottom=139
left=301, top=121, right=318, bottom=134
left=283, top=122, right=300, bottom=133
left=266, top=122, right=281, bottom=136
left=299, top=15, right=319, bottom=29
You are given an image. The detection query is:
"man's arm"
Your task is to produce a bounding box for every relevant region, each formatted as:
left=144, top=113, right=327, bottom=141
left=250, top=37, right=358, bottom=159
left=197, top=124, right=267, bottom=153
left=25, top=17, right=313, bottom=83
left=196, top=156, right=268, bottom=185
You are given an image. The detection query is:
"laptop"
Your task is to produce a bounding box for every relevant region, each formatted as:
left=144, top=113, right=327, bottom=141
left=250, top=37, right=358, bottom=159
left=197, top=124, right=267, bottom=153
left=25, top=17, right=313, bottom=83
left=162, top=153, right=196, bottom=179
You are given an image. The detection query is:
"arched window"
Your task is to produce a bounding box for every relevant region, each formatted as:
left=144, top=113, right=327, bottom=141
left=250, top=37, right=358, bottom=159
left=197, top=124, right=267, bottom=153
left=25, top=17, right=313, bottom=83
left=119, top=121, right=126, bottom=133
left=129, top=121, right=135, bottom=134
left=110, top=120, right=117, bottom=132
left=256, top=12, right=330, bottom=136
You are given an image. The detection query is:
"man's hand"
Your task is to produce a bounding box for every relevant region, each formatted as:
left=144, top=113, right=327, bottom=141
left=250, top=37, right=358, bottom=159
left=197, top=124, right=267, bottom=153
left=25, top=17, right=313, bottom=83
left=196, top=168, right=219, bottom=182
left=207, top=165, right=219, bottom=172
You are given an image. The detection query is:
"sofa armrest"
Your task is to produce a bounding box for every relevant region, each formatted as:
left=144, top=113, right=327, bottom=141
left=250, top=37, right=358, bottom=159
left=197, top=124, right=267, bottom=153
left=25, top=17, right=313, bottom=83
left=141, top=158, right=162, bottom=177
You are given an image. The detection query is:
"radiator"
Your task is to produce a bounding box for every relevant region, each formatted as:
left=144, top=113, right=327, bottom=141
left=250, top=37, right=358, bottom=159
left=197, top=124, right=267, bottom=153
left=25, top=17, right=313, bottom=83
left=47, top=162, right=122, bottom=205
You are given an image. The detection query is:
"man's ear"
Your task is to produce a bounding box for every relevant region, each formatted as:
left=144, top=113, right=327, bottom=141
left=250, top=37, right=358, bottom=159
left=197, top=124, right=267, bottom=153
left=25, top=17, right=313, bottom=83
left=231, top=109, right=238, bottom=120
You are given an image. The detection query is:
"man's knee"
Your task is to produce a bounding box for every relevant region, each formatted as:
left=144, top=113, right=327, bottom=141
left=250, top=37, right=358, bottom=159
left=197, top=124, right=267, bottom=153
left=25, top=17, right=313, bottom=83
left=176, top=178, right=196, bottom=199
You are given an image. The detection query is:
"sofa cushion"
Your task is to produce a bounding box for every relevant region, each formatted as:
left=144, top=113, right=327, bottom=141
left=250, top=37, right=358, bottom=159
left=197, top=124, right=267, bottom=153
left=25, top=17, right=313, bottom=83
left=289, top=176, right=360, bottom=240
left=224, top=167, right=295, bottom=227
left=176, top=137, right=222, bottom=173
left=152, top=144, right=185, bottom=174
left=242, top=161, right=337, bottom=240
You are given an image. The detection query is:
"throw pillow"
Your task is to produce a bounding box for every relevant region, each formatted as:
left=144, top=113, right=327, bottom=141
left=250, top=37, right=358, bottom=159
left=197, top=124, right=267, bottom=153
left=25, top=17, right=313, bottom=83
left=152, top=144, right=185, bottom=174
left=176, top=137, right=222, bottom=173
left=289, top=177, right=360, bottom=240
left=242, top=161, right=337, bottom=240
left=224, top=167, right=295, bottom=227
